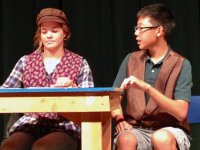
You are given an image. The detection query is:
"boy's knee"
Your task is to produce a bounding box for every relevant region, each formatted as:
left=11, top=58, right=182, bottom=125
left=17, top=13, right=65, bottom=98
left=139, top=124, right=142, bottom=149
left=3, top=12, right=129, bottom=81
left=151, top=129, right=176, bottom=148
left=117, top=133, right=137, bottom=148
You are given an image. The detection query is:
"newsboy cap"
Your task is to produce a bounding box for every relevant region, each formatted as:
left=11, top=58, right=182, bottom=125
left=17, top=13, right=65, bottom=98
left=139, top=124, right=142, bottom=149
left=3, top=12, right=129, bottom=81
left=37, top=8, right=69, bottom=26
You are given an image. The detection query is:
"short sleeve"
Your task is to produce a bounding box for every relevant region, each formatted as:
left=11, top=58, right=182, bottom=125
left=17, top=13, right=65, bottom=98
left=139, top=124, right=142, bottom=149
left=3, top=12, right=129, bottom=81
left=113, top=53, right=132, bottom=87
left=174, top=59, right=193, bottom=102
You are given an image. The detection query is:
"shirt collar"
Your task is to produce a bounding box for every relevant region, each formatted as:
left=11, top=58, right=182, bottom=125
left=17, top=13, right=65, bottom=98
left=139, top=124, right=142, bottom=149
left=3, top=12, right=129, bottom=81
left=146, top=46, right=171, bottom=64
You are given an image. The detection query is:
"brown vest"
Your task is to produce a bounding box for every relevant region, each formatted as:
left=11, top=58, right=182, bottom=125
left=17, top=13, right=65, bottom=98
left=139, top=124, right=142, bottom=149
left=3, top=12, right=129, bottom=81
left=126, top=50, right=190, bottom=134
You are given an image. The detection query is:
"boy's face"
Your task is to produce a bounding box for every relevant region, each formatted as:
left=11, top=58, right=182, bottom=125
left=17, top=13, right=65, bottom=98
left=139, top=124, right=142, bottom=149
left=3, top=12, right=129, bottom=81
left=134, top=16, right=161, bottom=50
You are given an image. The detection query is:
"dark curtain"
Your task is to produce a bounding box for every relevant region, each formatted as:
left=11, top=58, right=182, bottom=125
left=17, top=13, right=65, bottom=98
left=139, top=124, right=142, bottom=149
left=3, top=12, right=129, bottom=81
left=0, top=0, right=200, bottom=147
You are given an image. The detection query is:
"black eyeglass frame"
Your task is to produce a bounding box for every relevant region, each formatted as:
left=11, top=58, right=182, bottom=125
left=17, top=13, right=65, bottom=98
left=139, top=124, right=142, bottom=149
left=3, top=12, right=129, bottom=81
left=134, top=25, right=160, bottom=32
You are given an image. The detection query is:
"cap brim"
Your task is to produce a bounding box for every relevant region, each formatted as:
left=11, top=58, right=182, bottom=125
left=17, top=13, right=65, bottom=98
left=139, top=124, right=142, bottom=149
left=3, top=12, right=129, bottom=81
left=37, top=16, right=66, bottom=25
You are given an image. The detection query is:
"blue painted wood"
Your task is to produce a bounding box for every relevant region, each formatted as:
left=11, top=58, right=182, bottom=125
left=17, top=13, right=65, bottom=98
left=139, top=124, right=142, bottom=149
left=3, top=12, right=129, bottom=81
left=188, top=96, right=200, bottom=124
left=0, top=87, right=116, bottom=93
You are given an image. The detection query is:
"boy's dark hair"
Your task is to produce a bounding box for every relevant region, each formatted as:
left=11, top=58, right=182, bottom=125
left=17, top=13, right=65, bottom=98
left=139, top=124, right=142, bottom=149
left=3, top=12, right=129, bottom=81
left=137, top=3, right=175, bottom=37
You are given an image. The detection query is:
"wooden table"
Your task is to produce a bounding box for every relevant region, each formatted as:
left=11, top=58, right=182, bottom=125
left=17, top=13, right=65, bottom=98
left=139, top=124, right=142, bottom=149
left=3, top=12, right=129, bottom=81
left=0, top=87, right=122, bottom=150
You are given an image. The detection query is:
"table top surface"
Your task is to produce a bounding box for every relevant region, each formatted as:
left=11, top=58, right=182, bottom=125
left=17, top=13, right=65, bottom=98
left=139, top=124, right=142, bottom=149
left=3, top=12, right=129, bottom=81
left=0, top=87, right=121, bottom=93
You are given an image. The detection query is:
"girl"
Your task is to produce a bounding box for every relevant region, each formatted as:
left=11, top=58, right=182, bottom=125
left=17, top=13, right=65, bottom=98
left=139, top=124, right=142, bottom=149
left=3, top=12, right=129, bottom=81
left=0, top=8, right=94, bottom=150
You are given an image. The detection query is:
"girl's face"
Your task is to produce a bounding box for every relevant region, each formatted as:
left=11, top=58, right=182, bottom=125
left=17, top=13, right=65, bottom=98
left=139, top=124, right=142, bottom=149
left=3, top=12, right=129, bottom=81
left=40, top=21, right=66, bottom=51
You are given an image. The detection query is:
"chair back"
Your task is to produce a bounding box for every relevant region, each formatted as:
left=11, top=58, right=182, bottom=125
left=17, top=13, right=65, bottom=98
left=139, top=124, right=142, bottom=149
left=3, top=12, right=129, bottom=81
left=188, top=96, right=200, bottom=123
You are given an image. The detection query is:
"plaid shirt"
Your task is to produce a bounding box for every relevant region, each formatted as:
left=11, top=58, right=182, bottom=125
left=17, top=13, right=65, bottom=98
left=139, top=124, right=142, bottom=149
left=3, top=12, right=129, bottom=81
left=2, top=55, right=94, bottom=140
left=3, top=55, right=94, bottom=88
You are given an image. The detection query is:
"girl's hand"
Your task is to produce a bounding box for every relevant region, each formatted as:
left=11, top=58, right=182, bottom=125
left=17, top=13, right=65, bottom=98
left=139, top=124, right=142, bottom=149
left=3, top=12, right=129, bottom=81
left=51, top=77, right=77, bottom=88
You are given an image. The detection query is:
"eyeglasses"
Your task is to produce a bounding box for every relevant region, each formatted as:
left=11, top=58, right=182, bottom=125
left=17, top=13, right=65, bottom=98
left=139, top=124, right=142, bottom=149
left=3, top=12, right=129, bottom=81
left=134, top=25, right=160, bottom=32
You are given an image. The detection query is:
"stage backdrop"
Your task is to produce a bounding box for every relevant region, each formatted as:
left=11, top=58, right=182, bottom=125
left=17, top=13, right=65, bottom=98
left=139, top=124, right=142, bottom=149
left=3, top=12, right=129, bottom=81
left=0, top=0, right=200, bottom=148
